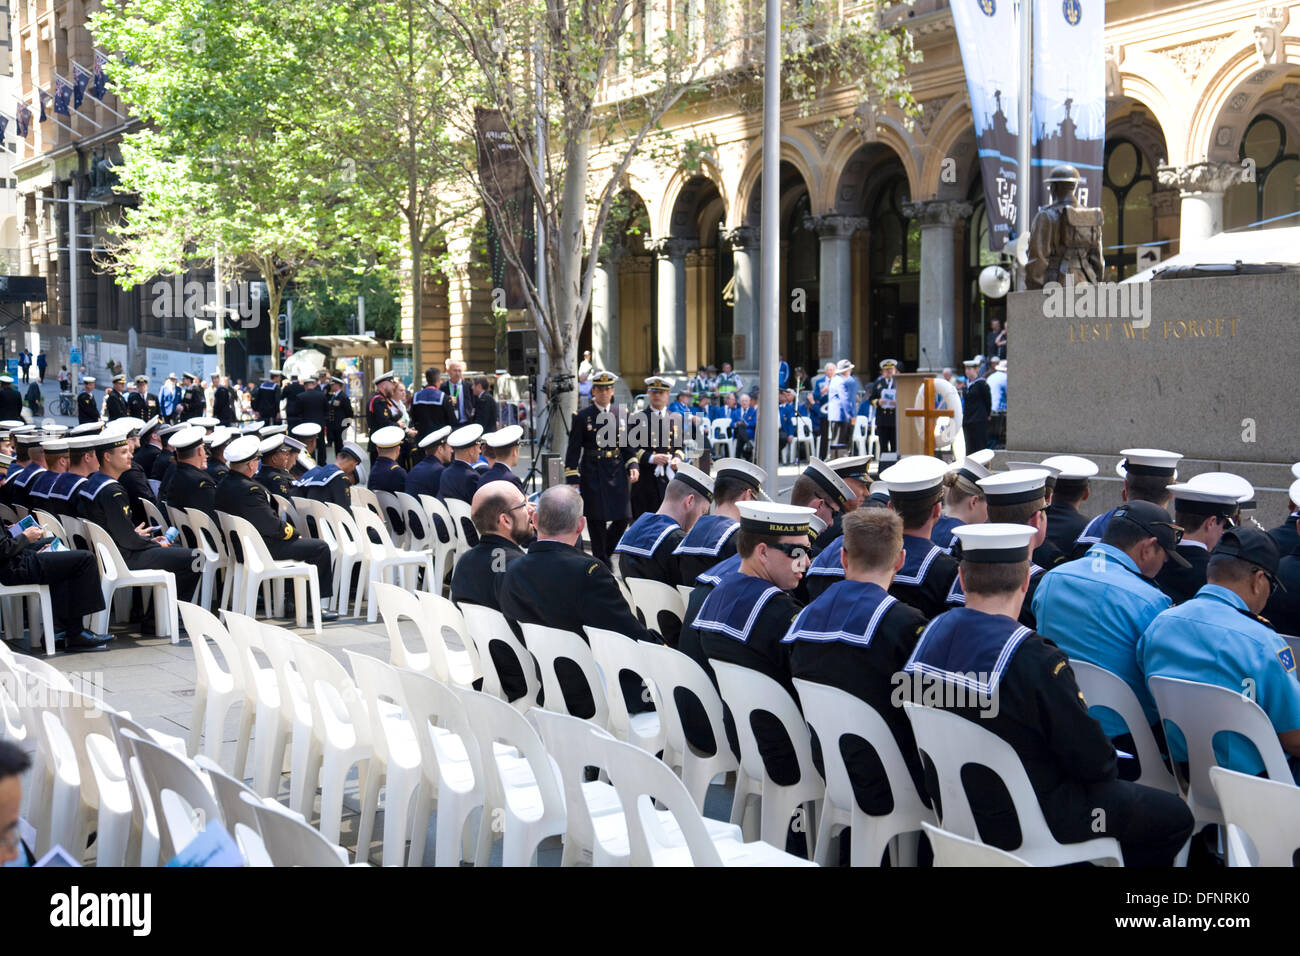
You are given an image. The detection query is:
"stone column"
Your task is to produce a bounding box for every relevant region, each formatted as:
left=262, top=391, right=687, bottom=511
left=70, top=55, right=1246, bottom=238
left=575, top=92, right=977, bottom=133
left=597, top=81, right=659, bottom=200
left=903, top=199, right=972, bottom=372
left=592, top=246, right=625, bottom=373
left=722, top=226, right=758, bottom=371
left=650, top=237, right=697, bottom=374
left=1157, top=161, right=1249, bottom=250
left=811, top=215, right=869, bottom=363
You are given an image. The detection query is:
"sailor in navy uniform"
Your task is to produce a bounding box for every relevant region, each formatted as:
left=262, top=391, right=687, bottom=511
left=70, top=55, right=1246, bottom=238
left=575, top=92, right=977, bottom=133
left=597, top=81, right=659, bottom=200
left=77, top=376, right=100, bottom=425
left=479, top=425, right=525, bottom=493
left=46, top=436, right=95, bottom=519
left=7, top=434, right=48, bottom=511
left=692, top=502, right=815, bottom=790
left=26, top=438, right=68, bottom=513
left=932, top=451, right=992, bottom=552
left=133, top=418, right=164, bottom=479
left=498, top=485, right=659, bottom=717
left=973, top=468, right=1057, bottom=629
left=179, top=372, right=206, bottom=420
left=628, top=376, right=686, bottom=519
left=1071, top=448, right=1181, bottom=559
left=289, top=423, right=323, bottom=478
left=327, top=377, right=351, bottom=457
left=790, top=458, right=855, bottom=557
left=1268, top=467, right=1300, bottom=557
left=296, top=442, right=363, bottom=511
left=1154, top=479, right=1240, bottom=605
left=407, top=426, right=452, bottom=498
left=866, top=359, right=899, bottom=456
left=903, top=523, right=1194, bottom=866
left=615, top=465, right=713, bottom=643
left=671, top=459, right=766, bottom=585
left=127, top=376, right=160, bottom=421
left=254, top=370, right=284, bottom=424
left=104, top=375, right=130, bottom=420
left=785, top=508, right=932, bottom=824
left=366, top=371, right=406, bottom=461
left=216, top=435, right=337, bottom=621
left=366, top=425, right=408, bottom=527
left=1005, top=461, right=1069, bottom=570
left=1039, top=454, right=1098, bottom=556
left=410, top=368, right=452, bottom=438
left=161, top=426, right=218, bottom=521
left=878, top=455, right=959, bottom=618
left=211, top=373, right=237, bottom=426
left=254, top=433, right=298, bottom=502
left=564, top=370, right=637, bottom=566
left=77, top=426, right=201, bottom=608
left=1264, top=475, right=1300, bottom=636
left=438, top=424, right=484, bottom=508
left=676, top=552, right=744, bottom=711
left=204, top=428, right=234, bottom=483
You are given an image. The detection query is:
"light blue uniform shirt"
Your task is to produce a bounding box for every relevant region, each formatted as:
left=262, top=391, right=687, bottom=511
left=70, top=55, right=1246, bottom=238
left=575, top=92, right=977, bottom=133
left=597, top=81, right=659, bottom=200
left=827, top=375, right=852, bottom=422
left=1031, top=543, right=1172, bottom=737
left=1138, top=584, right=1300, bottom=775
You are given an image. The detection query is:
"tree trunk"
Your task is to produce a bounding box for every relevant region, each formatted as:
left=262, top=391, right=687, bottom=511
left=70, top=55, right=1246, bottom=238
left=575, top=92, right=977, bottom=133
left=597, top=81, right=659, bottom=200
left=264, top=269, right=283, bottom=372
left=409, top=213, right=423, bottom=384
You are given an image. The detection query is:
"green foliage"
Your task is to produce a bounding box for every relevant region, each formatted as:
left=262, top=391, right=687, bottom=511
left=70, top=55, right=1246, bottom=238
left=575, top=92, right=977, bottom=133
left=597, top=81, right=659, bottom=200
left=290, top=264, right=403, bottom=341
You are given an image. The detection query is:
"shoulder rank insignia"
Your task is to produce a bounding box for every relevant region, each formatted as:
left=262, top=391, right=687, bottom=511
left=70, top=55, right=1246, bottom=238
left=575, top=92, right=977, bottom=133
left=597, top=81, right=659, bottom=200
left=587, top=562, right=599, bottom=575
left=1278, top=646, right=1296, bottom=673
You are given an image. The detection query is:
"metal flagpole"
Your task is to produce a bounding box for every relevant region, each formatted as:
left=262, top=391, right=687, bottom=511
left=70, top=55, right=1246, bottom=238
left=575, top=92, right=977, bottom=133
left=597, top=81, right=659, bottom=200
left=33, top=93, right=79, bottom=138
left=758, top=0, right=780, bottom=498
left=69, top=183, right=78, bottom=389
left=1014, top=0, right=1033, bottom=289
left=53, top=73, right=103, bottom=129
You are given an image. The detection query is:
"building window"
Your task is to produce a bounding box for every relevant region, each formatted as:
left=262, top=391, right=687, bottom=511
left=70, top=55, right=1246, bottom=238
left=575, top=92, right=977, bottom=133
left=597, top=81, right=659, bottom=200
left=1224, top=114, right=1300, bottom=231
left=869, top=175, right=919, bottom=277
left=1100, top=138, right=1154, bottom=280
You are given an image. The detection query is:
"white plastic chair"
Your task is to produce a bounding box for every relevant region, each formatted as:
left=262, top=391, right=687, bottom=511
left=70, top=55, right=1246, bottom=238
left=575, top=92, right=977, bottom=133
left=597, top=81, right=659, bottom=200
left=394, top=491, right=434, bottom=564
left=903, top=701, right=1123, bottom=866
left=192, top=755, right=272, bottom=866
left=373, top=583, right=477, bottom=688
left=324, top=502, right=370, bottom=618
left=120, top=728, right=224, bottom=862
left=179, top=602, right=252, bottom=774
left=291, top=497, right=340, bottom=611
left=585, top=626, right=665, bottom=755
left=922, top=821, right=1032, bottom=867
left=351, top=504, right=435, bottom=623
left=350, top=483, right=384, bottom=520
left=140, top=497, right=169, bottom=532
left=373, top=489, right=406, bottom=542
left=258, top=623, right=315, bottom=808
left=290, top=640, right=375, bottom=845
left=105, top=711, right=187, bottom=868
left=238, top=792, right=349, bottom=866
left=84, top=520, right=179, bottom=641
left=418, top=494, right=460, bottom=589
left=457, top=603, right=541, bottom=708
left=58, top=691, right=135, bottom=868
left=345, top=650, right=425, bottom=866
left=708, top=418, right=735, bottom=458
left=1209, top=766, right=1300, bottom=867
left=595, top=730, right=817, bottom=867
left=0, top=578, right=55, bottom=655
left=171, top=508, right=221, bottom=611
left=711, top=660, right=824, bottom=857
left=1069, top=659, right=1179, bottom=794
left=224, top=513, right=323, bottom=634
left=219, top=609, right=287, bottom=793
left=794, top=678, right=934, bottom=867
left=522, top=622, right=610, bottom=730
left=638, top=642, right=739, bottom=810
left=453, top=685, right=567, bottom=866
left=444, top=496, right=479, bottom=549
left=793, top=416, right=815, bottom=462
left=625, top=577, right=686, bottom=643
left=32, top=509, right=69, bottom=548
left=1148, top=674, right=1294, bottom=829
left=41, top=710, right=85, bottom=860
left=850, top=415, right=870, bottom=457
left=187, top=508, right=233, bottom=612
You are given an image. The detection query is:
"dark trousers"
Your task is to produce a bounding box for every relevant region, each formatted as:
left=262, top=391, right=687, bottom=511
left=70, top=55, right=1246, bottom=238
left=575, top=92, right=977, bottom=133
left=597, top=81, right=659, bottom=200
left=877, top=411, right=896, bottom=455
left=963, top=420, right=989, bottom=454
left=816, top=420, right=829, bottom=459
left=1074, top=779, right=1195, bottom=867
left=587, top=518, right=627, bottom=567
left=267, top=537, right=333, bottom=607
left=126, top=546, right=202, bottom=609
left=329, top=428, right=343, bottom=460
left=0, top=549, right=106, bottom=632
left=830, top=418, right=853, bottom=455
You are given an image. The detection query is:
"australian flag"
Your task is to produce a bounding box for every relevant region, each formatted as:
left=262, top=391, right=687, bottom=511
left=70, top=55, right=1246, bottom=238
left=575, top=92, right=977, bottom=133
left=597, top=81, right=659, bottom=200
left=53, top=77, right=72, bottom=116
left=92, top=51, right=109, bottom=100
left=15, top=101, right=30, bottom=137
left=72, top=63, right=91, bottom=108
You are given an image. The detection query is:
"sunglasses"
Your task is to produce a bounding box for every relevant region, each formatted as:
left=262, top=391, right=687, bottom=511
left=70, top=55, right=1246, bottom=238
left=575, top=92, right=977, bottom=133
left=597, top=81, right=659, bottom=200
left=768, top=541, right=810, bottom=562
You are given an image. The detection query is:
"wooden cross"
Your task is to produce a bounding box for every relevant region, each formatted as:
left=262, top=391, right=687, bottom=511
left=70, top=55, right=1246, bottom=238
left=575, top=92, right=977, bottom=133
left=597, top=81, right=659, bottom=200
left=904, top=377, right=948, bottom=458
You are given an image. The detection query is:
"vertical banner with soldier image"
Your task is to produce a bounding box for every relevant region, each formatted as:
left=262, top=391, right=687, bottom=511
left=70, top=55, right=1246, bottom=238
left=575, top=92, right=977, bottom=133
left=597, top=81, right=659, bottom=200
left=950, top=0, right=1022, bottom=249
left=1031, top=0, right=1105, bottom=215
left=475, top=107, right=535, bottom=310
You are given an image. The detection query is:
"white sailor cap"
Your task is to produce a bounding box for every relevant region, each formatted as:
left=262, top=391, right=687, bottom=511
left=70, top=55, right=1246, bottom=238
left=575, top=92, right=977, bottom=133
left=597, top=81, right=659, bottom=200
left=0, top=376, right=12, bottom=385
left=82, top=375, right=96, bottom=384
left=258, top=424, right=287, bottom=437
left=802, top=458, right=854, bottom=509
left=977, top=468, right=1050, bottom=506
left=191, top=416, right=219, bottom=429
left=113, top=418, right=144, bottom=437
left=670, top=463, right=714, bottom=502
left=952, top=523, right=1038, bottom=563
left=284, top=437, right=306, bottom=453
left=41, top=423, right=68, bottom=437
left=418, top=426, right=452, bottom=449
left=13, top=431, right=44, bottom=445
left=291, top=423, right=322, bottom=439
left=65, top=435, right=100, bottom=451
left=1040, top=455, right=1099, bottom=482
left=1116, top=448, right=1182, bottom=479
left=809, top=513, right=828, bottom=536
left=829, top=455, right=873, bottom=482
left=1290, top=478, right=1300, bottom=509
left=40, top=438, right=69, bottom=454
left=371, top=425, right=405, bottom=449
left=589, top=370, right=619, bottom=387
left=241, top=422, right=264, bottom=435
left=0, top=453, right=13, bottom=467
left=169, top=426, right=206, bottom=452
left=880, top=455, right=949, bottom=500
left=258, top=434, right=287, bottom=455
left=1185, top=472, right=1255, bottom=510
left=713, top=458, right=768, bottom=499
left=644, top=375, right=673, bottom=392
left=949, top=454, right=994, bottom=487
left=112, top=373, right=126, bottom=383
left=1166, top=480, right=1240, bottom=517
left=138, top=416, right=162, bottom=438
left=483, top=424, right=523, bottom=449
left=736, top=501, right=817, bottom=536
left=447, top=424, right=484, bottom=449
left=340, top=442, right=366, bottom=462
left=374, top=370, right=398, bottom=385
left=182, top=371, right=197, bottom=381
left=0, top=420, right=24, bottom=429
left=224, top=435, right=262, bottom=464
left=1009, top=461, right=1060, bottom=479
left=206, top=427, right=236, bottom=449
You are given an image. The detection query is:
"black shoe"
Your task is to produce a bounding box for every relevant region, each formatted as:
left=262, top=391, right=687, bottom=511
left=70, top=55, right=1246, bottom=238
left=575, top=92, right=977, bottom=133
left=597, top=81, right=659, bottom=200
left=319, top=610, right=339, bottom=623
left=58, top=629, right=114, bottom=650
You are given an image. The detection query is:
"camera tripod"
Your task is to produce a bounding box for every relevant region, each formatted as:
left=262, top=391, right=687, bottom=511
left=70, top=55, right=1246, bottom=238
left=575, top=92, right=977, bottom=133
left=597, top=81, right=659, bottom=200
left=522, top=374, right=573, bottom=495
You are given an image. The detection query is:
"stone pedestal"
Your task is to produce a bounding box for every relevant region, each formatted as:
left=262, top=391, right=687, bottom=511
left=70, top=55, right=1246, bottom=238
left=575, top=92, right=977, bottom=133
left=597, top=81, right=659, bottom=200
left=903, top=199, right=971, bottom=371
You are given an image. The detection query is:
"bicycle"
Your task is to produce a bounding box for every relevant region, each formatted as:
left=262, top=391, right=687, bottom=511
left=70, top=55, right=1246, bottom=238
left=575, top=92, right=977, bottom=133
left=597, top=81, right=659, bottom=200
left=58, top=392, right=74, bottom=416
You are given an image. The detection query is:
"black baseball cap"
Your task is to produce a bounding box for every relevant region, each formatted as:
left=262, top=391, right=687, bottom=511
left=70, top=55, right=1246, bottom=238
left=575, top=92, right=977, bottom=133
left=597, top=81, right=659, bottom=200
left=1213, top=528, right=1285, bottom=591
left=1113, top=501, right=1190, bottom=568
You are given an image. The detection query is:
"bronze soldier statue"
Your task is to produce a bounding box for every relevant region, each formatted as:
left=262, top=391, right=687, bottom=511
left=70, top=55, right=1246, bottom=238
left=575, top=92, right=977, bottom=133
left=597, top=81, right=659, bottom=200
left=1026, top=164, right=1104, bottom=289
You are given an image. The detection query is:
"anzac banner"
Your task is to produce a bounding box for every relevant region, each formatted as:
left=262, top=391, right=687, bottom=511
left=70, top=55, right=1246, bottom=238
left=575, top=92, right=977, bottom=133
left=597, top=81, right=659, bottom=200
left=475, top=107, right=535, bottom=310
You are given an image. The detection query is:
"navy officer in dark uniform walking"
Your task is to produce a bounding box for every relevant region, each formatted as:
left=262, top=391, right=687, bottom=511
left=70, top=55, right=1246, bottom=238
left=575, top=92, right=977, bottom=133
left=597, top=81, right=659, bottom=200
left=127, top=376, right=160, bottom=421
left=104, top=374, right=130, bottom=420
left=564, top=370, right=637, bottom=566
left=902, top=522, right=1194, bottom=866
left=216, top=434, right=337, bottom=621
left=77, top=376, right=100, bottom=424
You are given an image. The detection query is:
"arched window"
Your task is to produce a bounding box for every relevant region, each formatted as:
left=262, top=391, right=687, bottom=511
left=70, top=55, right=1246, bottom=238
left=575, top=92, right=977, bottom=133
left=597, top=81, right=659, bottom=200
left=1101, top=138, right=1154, bottom=281
left=869, top=175, right=919, bottom=277
left=1224, top=115, right=1300, bottom=231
